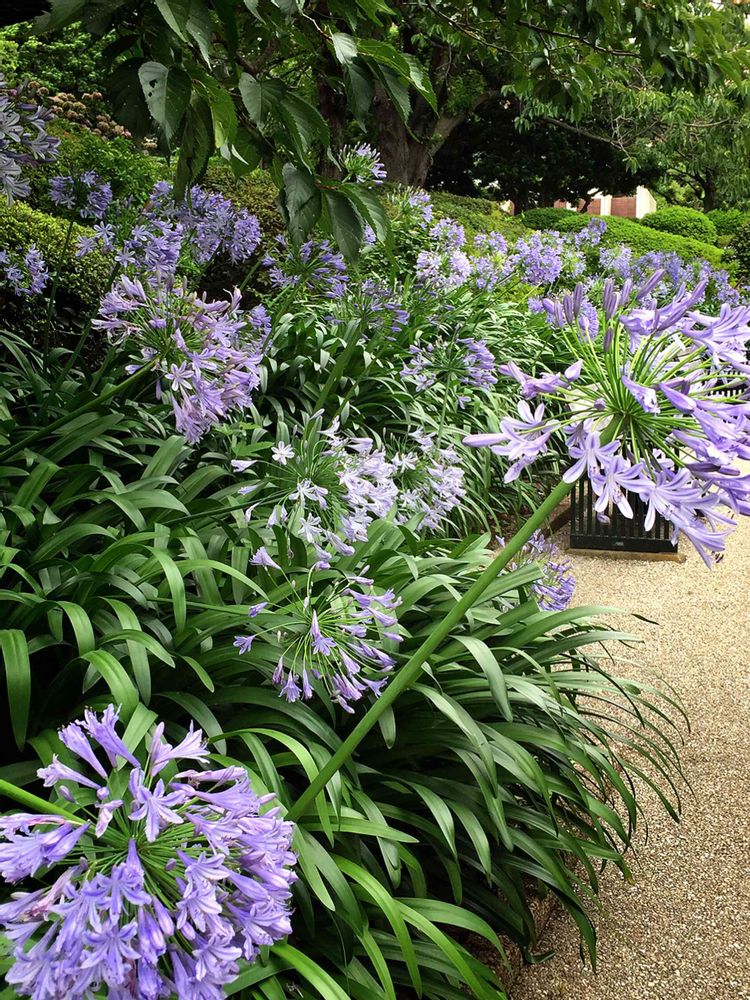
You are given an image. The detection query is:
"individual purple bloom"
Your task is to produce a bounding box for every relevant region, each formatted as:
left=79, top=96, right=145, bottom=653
left=271, top=442, right=294, bottom=465
left=563, top=429, right=621, bottom=484
left=0, top=77, right=59, bottom=203
left=82, top=706, right=139, bottom=767
left=148, top=722, right=209, bottom=777
left=464, top=401, right=557, bottom=482
left=251, top=546, right=280, bottom=569
left=590, top=454, right=647, bottom=518
left=0, top=708, right=297, bottom=999
left=310, top=611, right=337, bottom=655
left=622, top=369, right=660, bottom=413
left=234, top=635, right=255, bottom=654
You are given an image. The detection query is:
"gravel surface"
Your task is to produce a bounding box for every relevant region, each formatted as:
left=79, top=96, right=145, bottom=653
left=512, top=522, right=750, bottom=1000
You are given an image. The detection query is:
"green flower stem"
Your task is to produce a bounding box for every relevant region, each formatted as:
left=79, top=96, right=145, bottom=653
left=0, top=361, right=156, bottom=465
left=0, top=779, right=83, bottom=824
left=287, top=473, right=576, bottom=822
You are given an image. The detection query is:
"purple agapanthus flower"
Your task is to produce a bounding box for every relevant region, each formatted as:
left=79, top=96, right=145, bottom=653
left=0, top=707, right=297, bottom=1000
left=0, top=244, right=48, bottom=296
left=236, top=578, right=401, bottom=712
left=465, top=272, right=750, bottom=564
left=0, top=76, right=59, bottom=203
left=93, top=278, right=264, bottom=443
left=502, top=529, right=575, bottom=611
left=49, top=172, right=112, bottom=220
left=263, top=235, right=347, bottom=299
left=341, top=143, right=387, bottom=186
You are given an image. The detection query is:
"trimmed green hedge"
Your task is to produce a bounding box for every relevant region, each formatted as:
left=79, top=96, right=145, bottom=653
left=428, top=190, right=525, bottom=241
left=553, top=213, right=723, bottom=266
left=0, top=200, right=110, bottom=306
left=706, top=209, right=750, bottom=238
left=519, top=207, right=576, bottom=230
left=640, top=206, right=717, bottom=244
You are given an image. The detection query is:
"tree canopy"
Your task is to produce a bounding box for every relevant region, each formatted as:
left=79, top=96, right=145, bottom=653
left=28, top=0, right=750, bottom=249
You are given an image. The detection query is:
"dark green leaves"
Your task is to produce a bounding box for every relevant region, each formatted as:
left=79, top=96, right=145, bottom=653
left=138, top=62, right=193, bottom=145
left=280, top=164, right=322, bottom=243
left=0, top=630, right=30, bottom=750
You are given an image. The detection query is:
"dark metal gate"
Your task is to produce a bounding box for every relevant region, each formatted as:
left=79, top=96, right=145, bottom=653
left=569, top=477, right=677, bottom=554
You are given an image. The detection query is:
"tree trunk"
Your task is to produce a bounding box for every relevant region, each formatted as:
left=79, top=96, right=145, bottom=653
left=701, top=172, right=718, bottom=212
left=372, top=90, right=435, bottom=186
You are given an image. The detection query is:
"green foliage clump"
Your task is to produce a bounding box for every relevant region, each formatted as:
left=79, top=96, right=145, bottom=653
left=0, top=200, right=109, bottom=306
left=554, top=213, right=723, bottom=266
left=640, top=206, right=717, bottom=244
left=0, top=24, right=110, bottom=95
left=706, top=208, right=750, bottom=238
left=30, top=124, right=166, bottom=213
left=520, top=206, right=578, bottom=230
left=428, top=189, right=525, bottom=241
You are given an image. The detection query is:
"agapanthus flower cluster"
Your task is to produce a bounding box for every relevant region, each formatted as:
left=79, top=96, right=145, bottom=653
left=263, top=235, right=348, bottom=299
left=599, top=245, right=744, bottom=310
left=401, top=335, right=497, bottom=394
left=234, top=575, right=401, bottom=711
left=49, top=171, right=113, bottom=221
left=392, top=430, right=467, bottom=530
left=148, top=182, right=262, bottom=265
left=0, top=706, right=297, bottom=1000
left=0, top=244, right=48, bottom=296
left=341, top=143, right=387, bottom=186
left=237, top=420, right=398, bottom=565
left=502, top=529, right=575, bottom=611
left=0, top=75, right=59, bottom=203
left=93, top=277, right=267, bottom=442
left=466, top=272, right=750, bottom=564
left=74, top=182, right=264, bottom=278
left=338, top=278, right=409, bottom=334
left=386, top=188, right=433, bottom=228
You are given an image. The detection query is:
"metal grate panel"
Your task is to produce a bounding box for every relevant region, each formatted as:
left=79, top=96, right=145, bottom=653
left=569, top=477, right=677, bottom=553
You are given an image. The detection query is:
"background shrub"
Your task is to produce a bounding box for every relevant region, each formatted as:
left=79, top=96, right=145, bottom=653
left=706, top=208, right=750, bottom=238
left=640, top=206, right=717, bottom=244
left=29, top=123, right=166, bottom=212
left=552, top=213, right=724, bottom=266
left=520, top=206, right=576, bottom=230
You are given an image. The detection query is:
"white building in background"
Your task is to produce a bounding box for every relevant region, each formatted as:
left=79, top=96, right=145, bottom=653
left=553, top=186, right=656, bottom=219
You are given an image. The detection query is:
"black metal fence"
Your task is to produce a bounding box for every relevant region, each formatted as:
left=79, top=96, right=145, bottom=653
left=569, top=477, right=677, bottom=554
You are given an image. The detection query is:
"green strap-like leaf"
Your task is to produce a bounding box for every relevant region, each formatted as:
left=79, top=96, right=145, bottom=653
left=0, top=630, right=30, bottom=750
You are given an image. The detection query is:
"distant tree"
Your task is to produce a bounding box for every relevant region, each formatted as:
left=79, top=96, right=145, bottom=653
left=428, top=100, right=662, bottom=213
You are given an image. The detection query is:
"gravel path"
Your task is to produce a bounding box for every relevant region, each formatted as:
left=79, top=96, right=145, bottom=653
left=512, top=522, right=750, bottom=1000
